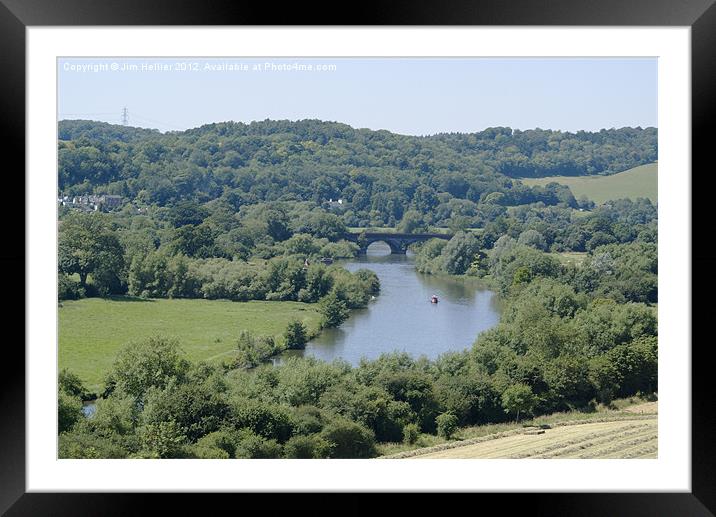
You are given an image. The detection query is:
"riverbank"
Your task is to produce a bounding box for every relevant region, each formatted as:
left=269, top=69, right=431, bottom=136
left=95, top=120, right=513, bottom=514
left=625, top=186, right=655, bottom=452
left=284, top=247, right=502, bottom=365
left=59, top=296, right=323, bottom=393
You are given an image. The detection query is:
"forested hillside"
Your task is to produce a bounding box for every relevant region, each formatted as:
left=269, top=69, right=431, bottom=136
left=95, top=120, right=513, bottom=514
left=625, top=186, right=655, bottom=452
left=58, top=120, right=657, bottom=226
left=57, top=119, right=659, bottom=459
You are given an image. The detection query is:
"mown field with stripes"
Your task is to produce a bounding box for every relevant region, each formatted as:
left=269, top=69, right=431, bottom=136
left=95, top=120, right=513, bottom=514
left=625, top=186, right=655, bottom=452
left=386, top=402, right=657, bottom=459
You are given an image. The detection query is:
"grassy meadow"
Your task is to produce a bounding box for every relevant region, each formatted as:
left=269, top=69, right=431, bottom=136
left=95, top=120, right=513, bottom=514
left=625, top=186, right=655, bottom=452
left=520, top=162, right=657, bottom=204
left=551, top=251, right=589, bottom=266
left=59, top=297, right=322, bottom=393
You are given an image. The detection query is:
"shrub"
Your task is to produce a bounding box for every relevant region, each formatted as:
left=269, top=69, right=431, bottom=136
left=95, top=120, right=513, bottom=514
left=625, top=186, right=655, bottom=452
left=402, top=423, right=420, bottom=445
left=234, top=430, right=283, bottom=458
left=192, top=444, right=231, bottom=459
left=234, top=330, right=285, bottom=369
left=436, top=412, right=459, bottom=440
left=284, top=319, right=308, bottom=350
left=58, top=427, right=129, bottom=459
left=195, top=429, right=240, bottom=458
left=283, top=434, right=331, bottom=459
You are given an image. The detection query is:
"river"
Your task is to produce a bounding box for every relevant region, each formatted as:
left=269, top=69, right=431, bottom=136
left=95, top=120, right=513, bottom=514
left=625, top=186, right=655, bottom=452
left=82, top=243, right=502, bottom=417
left=279, top=242, right=502, bottom=365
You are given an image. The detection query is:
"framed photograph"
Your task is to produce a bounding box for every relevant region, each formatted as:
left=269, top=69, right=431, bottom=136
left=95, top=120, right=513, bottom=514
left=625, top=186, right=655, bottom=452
left=4, top=0, right=713, bottom=513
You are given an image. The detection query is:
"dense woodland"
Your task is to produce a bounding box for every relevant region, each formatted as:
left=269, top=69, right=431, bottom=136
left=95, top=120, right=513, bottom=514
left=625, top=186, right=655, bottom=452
left=58, top=120, right=658, bottom=459
left=59, top=120, right=656, bottom=226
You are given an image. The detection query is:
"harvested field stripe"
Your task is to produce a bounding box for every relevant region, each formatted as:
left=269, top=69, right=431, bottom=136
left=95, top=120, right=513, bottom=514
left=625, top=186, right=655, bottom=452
left=598, top=437, right=658, bottom=459
left=538, top=425, right=656, bottom=459
left=404, top=418, right=657, bottom=459
left=567, top=427, right=657, bottom=459
left=485, top=422, right=647, bottom=459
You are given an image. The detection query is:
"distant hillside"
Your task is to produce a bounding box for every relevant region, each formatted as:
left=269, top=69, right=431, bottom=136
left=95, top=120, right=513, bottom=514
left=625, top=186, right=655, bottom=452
left=520, top=162, right=657, bottom=204
left=433, top=126, right=657, bottom=178
left=59, top=119, right=161, bottom=144
left=57, top=119, right=657, bottom=212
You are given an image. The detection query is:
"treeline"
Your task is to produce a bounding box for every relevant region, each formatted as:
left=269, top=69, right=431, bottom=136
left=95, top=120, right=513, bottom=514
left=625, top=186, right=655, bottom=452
left=126, top=254, right=378, bottom=306
left=416, top=197, right=658, bottom=302
left=58, top=119, right=656, bottom=227
left=417, top=234, right=656, bottom=305
left=58, top=189, right=656, bottom=303
left=432, top=126, right=657, bottom=178
left=58, top=203, right=364, bottom=301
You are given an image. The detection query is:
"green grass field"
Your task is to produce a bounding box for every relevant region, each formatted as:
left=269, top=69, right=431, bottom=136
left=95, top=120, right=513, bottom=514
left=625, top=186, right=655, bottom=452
left=59, top=297, right=322, bottom=393
left=520, top=162, right=657, bottom=204
left=551, top=251, right=589, bottom=266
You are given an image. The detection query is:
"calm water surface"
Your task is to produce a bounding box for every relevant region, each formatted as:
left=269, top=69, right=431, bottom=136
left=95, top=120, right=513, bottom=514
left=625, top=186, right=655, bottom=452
left=280, top=242, right=501, bottom=365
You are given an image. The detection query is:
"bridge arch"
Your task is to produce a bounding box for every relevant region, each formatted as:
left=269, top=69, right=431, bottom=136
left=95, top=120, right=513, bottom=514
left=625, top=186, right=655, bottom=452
left=345, top=231, right=453, bottom=255
left=364, top=239, right=407, bottom=255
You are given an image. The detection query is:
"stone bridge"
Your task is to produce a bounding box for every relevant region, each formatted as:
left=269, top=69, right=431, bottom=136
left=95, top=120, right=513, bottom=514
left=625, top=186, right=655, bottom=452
left=344, top=231, right=453, bottom=255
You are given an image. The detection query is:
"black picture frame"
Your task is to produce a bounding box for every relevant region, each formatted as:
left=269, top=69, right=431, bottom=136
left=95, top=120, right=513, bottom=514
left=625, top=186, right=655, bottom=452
left=3, top=0, right=713, bottom=514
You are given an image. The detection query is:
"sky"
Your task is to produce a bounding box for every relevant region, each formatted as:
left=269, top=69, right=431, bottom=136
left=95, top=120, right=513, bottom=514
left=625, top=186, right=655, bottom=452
left=58, top=57, right=657, bottom=135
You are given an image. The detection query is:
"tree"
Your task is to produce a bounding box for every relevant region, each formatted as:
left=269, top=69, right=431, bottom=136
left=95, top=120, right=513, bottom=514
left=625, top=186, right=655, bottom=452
left=379, top=371, right=440, bottom=433
left=58, top=390, right=83, bottom=434
left=168, top=200, right=208, bottom=227
left=299, top=265, right=334, bottom=302
left=543, top=355, right=593, bottom=411
left=501, top=383, right=536, bottom=422
left=141, top=380, right=230, bottom=442
left=295, top=212, right=347, bottom=241
left=440, top=232, right=481, bottom=275
left=283, top=233, right=322, bottom=257
left=59, top=368, right=90, bottom=399
left=518, top=229, right=547, bottom=251
left=104, top=336, right=190, bottom=401
left=397, top=210, right=425, bottom=234
left=263, top=208, right=292, bottom=241
left=434, top=373, right=503, bottom=426
left=138, top=420, right=186, bottom=458
left=58, top=212, right=125, bottom=295
left=284, top=319, right=308, bottom=349
left=319, top=291, right=350, bottom=329
left=58, top=273, right=85, bottom=300
left=588, top=355, right=620, bottom=405
left=170, top=223, right=216, bottom=258
left=229, top=399, right=293, bottom=442
left=412, top=185, right=439, bottom=213
left=320, top=418, right=377, bottom=458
